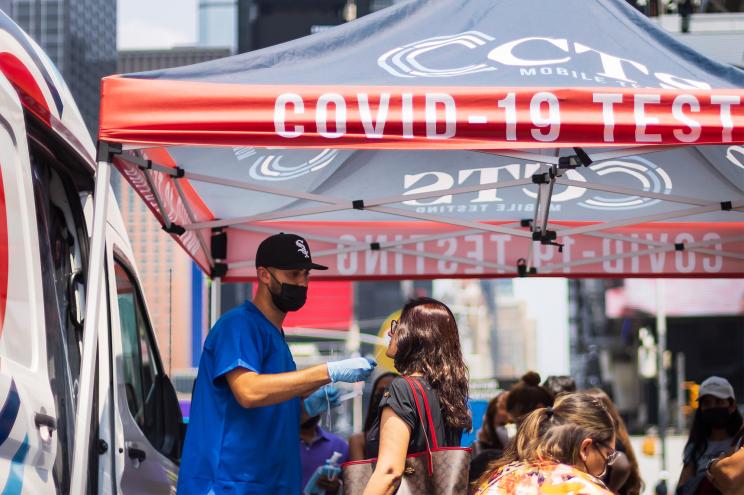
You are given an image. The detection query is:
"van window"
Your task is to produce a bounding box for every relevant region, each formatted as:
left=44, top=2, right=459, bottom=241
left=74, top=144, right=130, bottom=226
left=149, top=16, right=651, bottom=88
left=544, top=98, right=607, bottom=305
left=31, top=146, right=90, bottom=494
left=113, top=259, right=163, bottom=444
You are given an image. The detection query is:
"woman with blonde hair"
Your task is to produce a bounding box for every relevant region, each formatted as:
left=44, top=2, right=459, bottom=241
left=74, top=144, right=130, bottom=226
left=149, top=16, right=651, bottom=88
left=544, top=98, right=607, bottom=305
left=585, top=388, right=643, bottom=495
left=474, top=393, right=617, bottom=495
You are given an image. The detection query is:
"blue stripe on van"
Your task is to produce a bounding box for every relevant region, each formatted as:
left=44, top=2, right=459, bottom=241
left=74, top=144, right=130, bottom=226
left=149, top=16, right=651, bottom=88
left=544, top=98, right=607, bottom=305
left=0, top=382, right=19, bottom=447
left=1, top=434, right=29, bottom=495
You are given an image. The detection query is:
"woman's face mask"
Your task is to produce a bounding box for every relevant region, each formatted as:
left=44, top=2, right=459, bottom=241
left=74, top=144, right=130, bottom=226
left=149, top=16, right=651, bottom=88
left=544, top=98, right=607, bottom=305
left=701, top=407, right=732, bottom=429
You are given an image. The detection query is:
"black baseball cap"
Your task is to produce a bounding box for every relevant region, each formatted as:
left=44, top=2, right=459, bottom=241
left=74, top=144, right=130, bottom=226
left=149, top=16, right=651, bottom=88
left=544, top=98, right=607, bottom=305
left=255, top=233, right=328, bottom=270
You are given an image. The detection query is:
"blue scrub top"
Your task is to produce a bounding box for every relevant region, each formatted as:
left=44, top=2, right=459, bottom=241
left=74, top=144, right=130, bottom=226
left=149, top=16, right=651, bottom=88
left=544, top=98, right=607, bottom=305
left=177, top=301, right=301, bottom=494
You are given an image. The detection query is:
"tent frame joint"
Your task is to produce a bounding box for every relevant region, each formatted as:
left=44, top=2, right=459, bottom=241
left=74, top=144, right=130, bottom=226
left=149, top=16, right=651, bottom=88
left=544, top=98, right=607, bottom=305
left=211, top=262, right=228, bottom=279
left=674, top=243, right=685, bottom=252
left=517, top=258, right=538, bottom=278
left=162, top=223, right=186, bottom=235
left=96, top=140, right=122, bottom=163
left=721, top=201, right=733, bottom=211
left=370, top=242, right=381, bottom=251
left=352, top=199, right=365, bottom=210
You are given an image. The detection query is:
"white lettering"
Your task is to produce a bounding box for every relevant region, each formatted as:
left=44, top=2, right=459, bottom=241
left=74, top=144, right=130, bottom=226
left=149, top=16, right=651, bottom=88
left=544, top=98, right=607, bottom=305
left=425, top=93, right=456, bottom=139
left=593, top=93, right=623, bottom=142
left=602, top=239, right=624, bottom=273
left=634, top=94, right=662, bottom=143
left=357, top=93, right=390, bottom=138
left=711, top=95, right=740, bottom=143
left=488, top=37, right=570, bottom=66
left=464, top=235, right=484, bottom=274
left=337, top=235, right=358, bottom=275
left=530, top=92, right=560, bottom=142
left=702, top=233, right=723, bottom=273
left=316, top=93, right=346, bottom=139
left=574, top=43, right=649, bottom=83
left=436, top=238, right=458, bottom=274
left=672, top=95, right=701, bottom=143
left=402, top=93, right=414, bottom=139
left=674, top=233, right=695, bottom=273
left=497, top=92, right=517, bottom=141
left=274, top=93, right=304, bottom=138
left=403, top=171, right=454, bottom=205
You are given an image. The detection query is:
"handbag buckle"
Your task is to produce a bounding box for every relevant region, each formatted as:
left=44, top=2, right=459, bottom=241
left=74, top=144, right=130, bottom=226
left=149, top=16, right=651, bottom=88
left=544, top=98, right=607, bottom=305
left=404, top=465, right=416, bottom=475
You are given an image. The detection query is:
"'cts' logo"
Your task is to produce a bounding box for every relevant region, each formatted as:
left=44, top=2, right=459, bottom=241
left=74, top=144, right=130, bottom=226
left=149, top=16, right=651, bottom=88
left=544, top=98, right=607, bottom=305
left=296, top=240, right=310, bottom=259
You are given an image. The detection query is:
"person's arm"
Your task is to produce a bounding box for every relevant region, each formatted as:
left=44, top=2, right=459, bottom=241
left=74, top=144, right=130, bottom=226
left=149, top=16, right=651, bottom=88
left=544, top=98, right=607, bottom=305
left=226, top=364, right=330, bottom=408
left=708, top=446, right=744, bottom=495
left=362, top=407, right=411, bottom=495
left=605, top=452, right=631, bottom=494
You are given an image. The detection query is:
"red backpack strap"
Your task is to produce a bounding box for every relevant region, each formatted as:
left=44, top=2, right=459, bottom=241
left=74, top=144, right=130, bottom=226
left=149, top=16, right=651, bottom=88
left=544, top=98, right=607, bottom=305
left=409, top=377, right=440, bottom=449
left=402, top=376, right=434, bottom=476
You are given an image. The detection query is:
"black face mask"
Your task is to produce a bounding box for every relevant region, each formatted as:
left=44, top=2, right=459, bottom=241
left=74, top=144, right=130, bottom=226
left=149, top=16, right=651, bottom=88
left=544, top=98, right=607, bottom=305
left=701, top=407, right=732, bottom=429
left=267, top=270, right=307, bottom=312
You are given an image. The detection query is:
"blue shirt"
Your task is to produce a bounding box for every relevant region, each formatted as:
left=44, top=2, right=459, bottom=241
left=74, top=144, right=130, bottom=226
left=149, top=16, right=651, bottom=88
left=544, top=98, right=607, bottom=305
left=300, top=427, right=349, bottom=491
left=178, top=301, right=302, bottom=494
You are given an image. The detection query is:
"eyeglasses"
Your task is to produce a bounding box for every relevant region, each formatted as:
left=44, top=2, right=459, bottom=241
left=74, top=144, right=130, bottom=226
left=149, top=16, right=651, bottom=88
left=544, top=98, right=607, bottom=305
left=389, top=319, right=399, bottom=335
left=595, top=443, right=619, bottom=466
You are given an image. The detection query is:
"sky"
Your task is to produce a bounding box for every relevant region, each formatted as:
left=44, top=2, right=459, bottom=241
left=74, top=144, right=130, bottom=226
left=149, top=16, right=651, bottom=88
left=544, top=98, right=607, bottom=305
left=118, top=0, right=198, bottom=50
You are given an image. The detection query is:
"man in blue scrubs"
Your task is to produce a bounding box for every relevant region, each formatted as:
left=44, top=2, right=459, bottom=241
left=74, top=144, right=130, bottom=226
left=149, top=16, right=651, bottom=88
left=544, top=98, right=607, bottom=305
left=178, top=233, right=376, bottom=494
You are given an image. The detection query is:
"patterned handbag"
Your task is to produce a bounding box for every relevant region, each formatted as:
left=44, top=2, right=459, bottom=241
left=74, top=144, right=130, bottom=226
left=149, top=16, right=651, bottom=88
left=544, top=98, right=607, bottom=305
left=341, top=376, right=471, bottom=494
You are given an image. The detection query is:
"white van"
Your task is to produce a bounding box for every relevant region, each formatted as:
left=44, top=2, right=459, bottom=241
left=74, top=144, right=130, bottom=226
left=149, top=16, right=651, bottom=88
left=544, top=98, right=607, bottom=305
left=0, top=11, right=180, bottom=494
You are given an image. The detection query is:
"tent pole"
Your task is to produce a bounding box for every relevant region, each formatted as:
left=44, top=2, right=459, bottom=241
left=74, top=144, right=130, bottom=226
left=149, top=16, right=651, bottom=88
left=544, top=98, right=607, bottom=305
left=70, top=146, right=113, bottom=495
left=656, top=278, right=669, bottom=490
left=210, top=277, right=222, bottom=327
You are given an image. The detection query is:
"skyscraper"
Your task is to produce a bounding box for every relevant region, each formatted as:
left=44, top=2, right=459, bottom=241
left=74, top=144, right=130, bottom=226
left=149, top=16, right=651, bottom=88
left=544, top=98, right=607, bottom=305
left=199, top=0, right=237, bottom=53
left=6, top=0, right=117, bottom=138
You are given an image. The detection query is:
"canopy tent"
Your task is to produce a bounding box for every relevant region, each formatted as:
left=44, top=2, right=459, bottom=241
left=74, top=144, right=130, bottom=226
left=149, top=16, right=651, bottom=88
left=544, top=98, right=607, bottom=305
left=95, top=0, right=744, bottom=281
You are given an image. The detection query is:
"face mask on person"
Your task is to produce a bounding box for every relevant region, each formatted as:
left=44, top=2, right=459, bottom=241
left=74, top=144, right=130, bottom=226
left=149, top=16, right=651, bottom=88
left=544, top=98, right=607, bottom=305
left=267, top=270, right=307, bottom=312
left=701, top=407, right=732, bottom=429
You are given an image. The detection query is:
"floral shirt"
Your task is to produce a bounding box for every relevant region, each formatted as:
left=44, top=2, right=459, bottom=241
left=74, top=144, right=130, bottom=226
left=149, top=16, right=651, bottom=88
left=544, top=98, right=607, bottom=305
left=475, top=461, right=613, bottom=495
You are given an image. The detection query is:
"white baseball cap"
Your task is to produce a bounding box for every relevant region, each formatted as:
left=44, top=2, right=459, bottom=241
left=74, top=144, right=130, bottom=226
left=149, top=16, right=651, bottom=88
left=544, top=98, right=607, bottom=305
left=699, top=376, right=735, bottom=401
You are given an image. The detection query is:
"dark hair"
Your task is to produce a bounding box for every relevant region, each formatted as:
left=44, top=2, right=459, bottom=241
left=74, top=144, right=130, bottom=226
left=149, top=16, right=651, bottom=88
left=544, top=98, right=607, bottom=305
left=363, top=372, right=398, bottom=433
left=684, top=397, right=743, bottom=467
left=393, top=297, right=472, bottom=431
left=477, top=393, right=507, bottom=450
left=585, top=388, right=643, bottom=495
left=506, top=371, right=554, bottom=422
left=542, top=375, right=577, bottom=398
left=476, top=393, right=615, bottom=488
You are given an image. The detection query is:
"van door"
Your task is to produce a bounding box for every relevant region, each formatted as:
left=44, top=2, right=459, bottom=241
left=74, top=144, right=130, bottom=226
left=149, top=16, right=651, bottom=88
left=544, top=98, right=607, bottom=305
left=0, top=80, right=61, bottom=494
left=106, top=236, right=180, bottom=494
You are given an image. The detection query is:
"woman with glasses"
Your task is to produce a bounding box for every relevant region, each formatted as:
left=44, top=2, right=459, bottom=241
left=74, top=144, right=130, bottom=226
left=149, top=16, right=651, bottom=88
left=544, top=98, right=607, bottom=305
left=585, top=388, right=643, bottom=495
left=361, top=297, right=471, bottom=495
left=474, top=393, right=616, bottom=495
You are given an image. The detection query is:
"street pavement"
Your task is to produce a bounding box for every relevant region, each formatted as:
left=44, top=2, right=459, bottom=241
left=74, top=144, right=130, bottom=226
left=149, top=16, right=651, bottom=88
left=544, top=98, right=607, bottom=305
left=630, top=434, right=687, bottom=495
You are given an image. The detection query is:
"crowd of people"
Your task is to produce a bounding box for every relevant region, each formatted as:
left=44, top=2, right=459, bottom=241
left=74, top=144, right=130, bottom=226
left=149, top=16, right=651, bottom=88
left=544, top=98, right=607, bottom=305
left=175, top=233, right=744, bottom=495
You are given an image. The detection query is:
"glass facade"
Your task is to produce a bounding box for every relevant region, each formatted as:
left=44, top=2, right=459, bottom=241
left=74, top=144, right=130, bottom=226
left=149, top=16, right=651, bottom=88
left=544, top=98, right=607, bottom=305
left=8, top=0, right=116, bottom=138
left=198, top=0, right=236, bottom=53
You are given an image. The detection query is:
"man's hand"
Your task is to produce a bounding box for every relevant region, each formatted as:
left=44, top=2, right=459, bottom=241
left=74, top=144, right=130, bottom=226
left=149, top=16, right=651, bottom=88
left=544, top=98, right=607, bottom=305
left=303, top=386, right=341, bottom=417
left=327, top=357, right=377, bottom=383
left=316, top=475, right=341, bottom=494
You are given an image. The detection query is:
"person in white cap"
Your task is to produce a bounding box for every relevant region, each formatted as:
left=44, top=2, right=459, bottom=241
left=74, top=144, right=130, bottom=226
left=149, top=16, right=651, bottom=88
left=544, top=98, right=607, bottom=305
left=676, top=376, right=743, bottom=495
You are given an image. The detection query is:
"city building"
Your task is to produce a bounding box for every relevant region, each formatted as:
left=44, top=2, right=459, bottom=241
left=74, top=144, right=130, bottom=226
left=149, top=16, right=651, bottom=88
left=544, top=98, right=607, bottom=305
left=198, top=0, right=237, bottom=53
left=3, top=0, right=117, bottom=137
